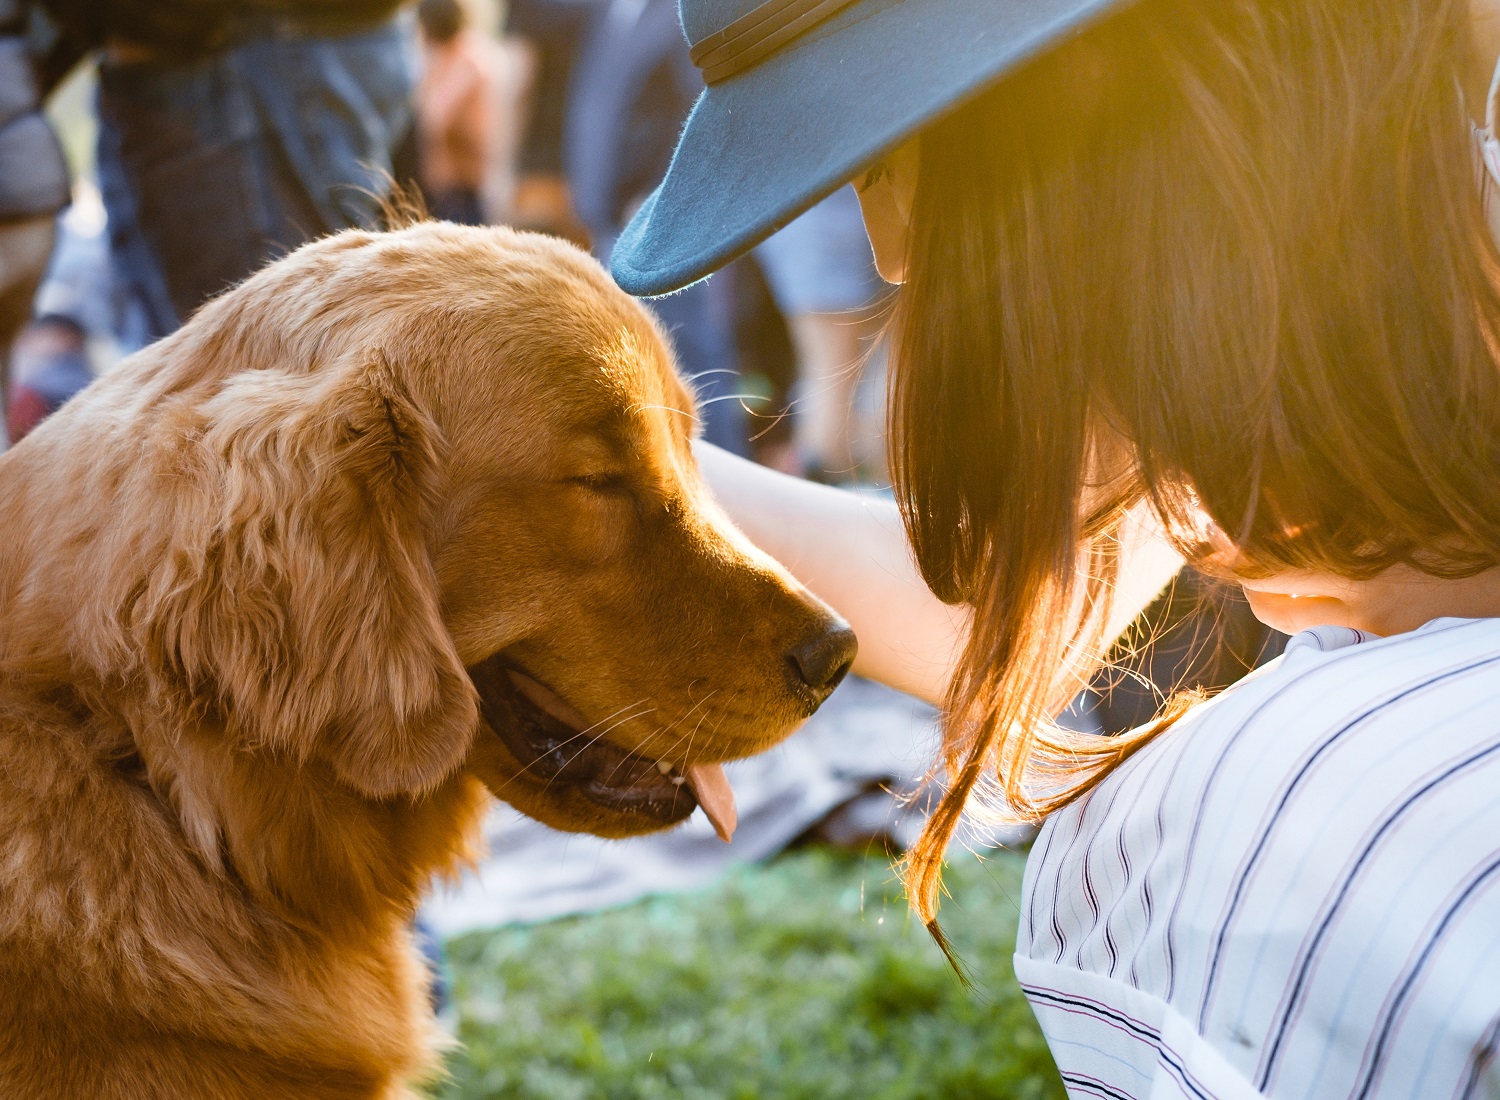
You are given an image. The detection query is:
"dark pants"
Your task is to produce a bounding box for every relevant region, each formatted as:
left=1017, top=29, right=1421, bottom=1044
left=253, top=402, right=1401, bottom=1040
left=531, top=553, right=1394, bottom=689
left=427, top=186, right=485, bottom=227
left=96, top=16, right=417, bottom=344
left=642, top=273, right=748, bottom=456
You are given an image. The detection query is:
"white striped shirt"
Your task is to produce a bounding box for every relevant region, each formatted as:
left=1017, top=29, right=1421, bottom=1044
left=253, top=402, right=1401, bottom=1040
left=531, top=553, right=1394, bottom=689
left=1017, top=617, right=1500, bottom=1100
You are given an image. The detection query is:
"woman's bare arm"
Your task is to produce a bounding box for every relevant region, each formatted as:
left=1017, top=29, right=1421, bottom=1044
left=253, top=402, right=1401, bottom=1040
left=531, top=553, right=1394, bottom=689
left=694, top=442, right=1185, bottom=707
left=694, top=442, right=967, bottom=705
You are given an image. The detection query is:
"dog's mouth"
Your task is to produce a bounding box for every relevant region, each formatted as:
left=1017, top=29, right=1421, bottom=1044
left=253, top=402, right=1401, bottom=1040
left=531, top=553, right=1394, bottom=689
left=466, top=653, right=737, bottom=841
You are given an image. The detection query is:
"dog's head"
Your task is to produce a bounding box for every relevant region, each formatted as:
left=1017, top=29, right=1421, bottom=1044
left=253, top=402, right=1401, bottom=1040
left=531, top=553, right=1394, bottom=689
left=22, top=223, right=851, bottom=841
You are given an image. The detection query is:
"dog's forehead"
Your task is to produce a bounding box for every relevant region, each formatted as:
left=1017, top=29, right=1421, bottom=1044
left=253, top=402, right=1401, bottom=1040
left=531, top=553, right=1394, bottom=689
left=589, top=323, right=694, bottom=425
left=436, top=309, right=696, bottom=481
left=549, top=323, right=694, bottom=481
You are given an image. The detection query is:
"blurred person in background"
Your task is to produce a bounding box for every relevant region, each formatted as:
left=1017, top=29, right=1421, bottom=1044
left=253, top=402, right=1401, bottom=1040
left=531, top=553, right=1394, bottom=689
left=0, top=0, right=69, bottom=441
left=566, top=0, right=885, bottom=463
left=416, top=0, right=492, bottom=226
left=502, top=0, right=598, bottom=244
left=752, top=186, right=885, bottom=484
left=5, top=311, right=88, bottom=443
left=416, top=0, right=527, bottom=226
left=6, top=185, right=121, bottom=444
left=41, top=0, right=419, bottom=343
left=565, top=0, right=747, bottom=454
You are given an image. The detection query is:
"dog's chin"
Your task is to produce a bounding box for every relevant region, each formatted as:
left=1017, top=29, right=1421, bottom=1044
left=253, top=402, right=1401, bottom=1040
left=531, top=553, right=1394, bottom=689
left=463, top=651, right=701, bottom=838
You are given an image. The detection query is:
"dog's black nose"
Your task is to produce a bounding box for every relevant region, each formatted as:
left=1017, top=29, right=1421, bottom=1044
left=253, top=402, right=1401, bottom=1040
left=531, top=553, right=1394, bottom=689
left=786, top=621, right=858, bottom=699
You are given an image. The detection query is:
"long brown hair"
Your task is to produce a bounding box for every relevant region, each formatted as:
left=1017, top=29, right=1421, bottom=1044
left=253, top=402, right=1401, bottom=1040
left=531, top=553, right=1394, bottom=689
left=891, top=0, right=1500, bottom=939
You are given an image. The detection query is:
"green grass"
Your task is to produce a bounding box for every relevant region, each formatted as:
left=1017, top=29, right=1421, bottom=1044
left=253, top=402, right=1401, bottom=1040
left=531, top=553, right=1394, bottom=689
left=438, top=845, right=1065, bottom=1100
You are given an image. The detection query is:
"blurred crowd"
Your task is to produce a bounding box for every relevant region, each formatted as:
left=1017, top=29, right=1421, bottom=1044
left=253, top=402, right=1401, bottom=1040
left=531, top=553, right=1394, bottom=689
left=0, top=0, right=889, bottom=481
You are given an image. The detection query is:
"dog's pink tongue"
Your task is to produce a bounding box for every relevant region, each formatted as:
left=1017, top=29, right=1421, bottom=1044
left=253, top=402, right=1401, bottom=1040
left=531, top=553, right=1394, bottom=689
left=683, top=763, right=736, bottom=843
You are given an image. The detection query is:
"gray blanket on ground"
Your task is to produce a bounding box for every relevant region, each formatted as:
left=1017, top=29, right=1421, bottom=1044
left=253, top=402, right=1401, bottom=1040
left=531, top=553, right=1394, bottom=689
left=423, top=678, right=1030, bottom=937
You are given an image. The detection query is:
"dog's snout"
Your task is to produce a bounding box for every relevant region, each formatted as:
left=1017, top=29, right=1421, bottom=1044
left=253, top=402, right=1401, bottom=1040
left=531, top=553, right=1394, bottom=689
left=786, top=621, right=858, bottom=700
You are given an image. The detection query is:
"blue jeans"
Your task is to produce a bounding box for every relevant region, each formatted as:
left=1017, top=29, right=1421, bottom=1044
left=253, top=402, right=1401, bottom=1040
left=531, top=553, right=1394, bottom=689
left=97, top=16, right=417, bottom=344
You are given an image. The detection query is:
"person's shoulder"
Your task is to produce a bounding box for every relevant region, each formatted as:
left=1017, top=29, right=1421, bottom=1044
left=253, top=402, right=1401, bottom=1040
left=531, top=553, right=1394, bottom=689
left=1155, top=615, right=1500, bottom=770
left=1023, top=615, right=1500, bottom=960
left=455, top=32, right=490, bottom=67
left=421, top=40, right=489, bottom=107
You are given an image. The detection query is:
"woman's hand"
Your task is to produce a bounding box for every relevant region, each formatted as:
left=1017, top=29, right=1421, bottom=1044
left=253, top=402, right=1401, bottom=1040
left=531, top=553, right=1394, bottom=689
left=692, top=441, right=968, bottom=706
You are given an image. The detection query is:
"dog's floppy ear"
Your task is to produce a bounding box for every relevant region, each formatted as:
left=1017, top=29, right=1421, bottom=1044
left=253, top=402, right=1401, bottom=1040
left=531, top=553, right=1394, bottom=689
left=142, top=350, right=477, bottom=798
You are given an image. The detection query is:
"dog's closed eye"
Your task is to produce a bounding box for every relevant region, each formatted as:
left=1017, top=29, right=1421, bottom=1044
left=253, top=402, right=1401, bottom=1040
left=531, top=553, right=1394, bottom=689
left=569, top=472, right=632, bottom=494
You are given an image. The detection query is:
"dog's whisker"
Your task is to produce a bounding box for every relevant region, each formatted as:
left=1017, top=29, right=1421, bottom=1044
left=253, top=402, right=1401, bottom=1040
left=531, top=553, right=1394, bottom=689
left=661, top=689, right=718, bottom=737
left=546, top=706, right=656, bottom=761
left=629, top=689, right=719, bottom=762
left=597, top=710, right=702, bottom=786
left=572, top=700, right=656, bottom=741
left=527, top=703, right=663, bottom=799
left=628, top=402, right=702, bottom=424
left=594, top=687, right=728, bottom=789
left=647, top=700, right=717, bottom=773
left=530, top=702, right=655, bottom=759
left=677, top=712, right=710, bottom=783
left=694, top=392, right=763, bottom=409
left=509, top=702, right=657, bottom=790
left=505, top=702, right=656, bottom=787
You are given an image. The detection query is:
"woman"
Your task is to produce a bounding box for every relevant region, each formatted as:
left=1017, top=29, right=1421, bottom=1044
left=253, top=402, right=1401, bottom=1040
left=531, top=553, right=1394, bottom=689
left=613, top=0, right=1500, bottom=1096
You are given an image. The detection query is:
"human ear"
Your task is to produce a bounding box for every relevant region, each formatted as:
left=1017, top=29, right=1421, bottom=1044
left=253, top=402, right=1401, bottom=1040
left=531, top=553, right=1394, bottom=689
left=853, top=136, right=921, bottom=284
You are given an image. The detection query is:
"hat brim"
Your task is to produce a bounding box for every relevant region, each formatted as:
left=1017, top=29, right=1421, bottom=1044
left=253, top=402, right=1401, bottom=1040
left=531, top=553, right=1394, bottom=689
left=611, top=0, right=1126, bottom=297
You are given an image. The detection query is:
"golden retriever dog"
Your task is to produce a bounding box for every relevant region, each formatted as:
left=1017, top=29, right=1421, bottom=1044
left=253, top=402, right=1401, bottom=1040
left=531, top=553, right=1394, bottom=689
left=0, top=222, right=855, bottom=1099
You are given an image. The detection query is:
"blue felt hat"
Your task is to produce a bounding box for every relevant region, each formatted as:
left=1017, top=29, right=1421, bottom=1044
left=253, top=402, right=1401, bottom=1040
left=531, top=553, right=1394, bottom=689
left=610, top=0, right=1130, bottom=297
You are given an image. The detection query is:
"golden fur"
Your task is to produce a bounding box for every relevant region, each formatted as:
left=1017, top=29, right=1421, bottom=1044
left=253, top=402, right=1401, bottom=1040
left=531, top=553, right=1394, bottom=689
left=0, top=223, right=846, bottom=1098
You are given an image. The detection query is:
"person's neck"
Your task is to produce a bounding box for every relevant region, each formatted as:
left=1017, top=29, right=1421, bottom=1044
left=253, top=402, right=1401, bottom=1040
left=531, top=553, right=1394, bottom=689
left=1241, top=563, right=1500, bottom=637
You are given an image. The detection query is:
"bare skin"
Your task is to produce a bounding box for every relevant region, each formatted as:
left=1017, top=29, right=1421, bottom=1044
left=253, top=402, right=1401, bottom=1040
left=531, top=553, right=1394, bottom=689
left=692, top=442, right=966, bottom=704
left=851, top=138, right=920, bottom=284
left=1238, top=566, right=1500, bottom=637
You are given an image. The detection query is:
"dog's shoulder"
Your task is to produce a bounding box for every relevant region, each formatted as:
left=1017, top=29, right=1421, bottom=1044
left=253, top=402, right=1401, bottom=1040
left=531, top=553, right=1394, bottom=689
left=0, top=691, right=196, bottom=947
